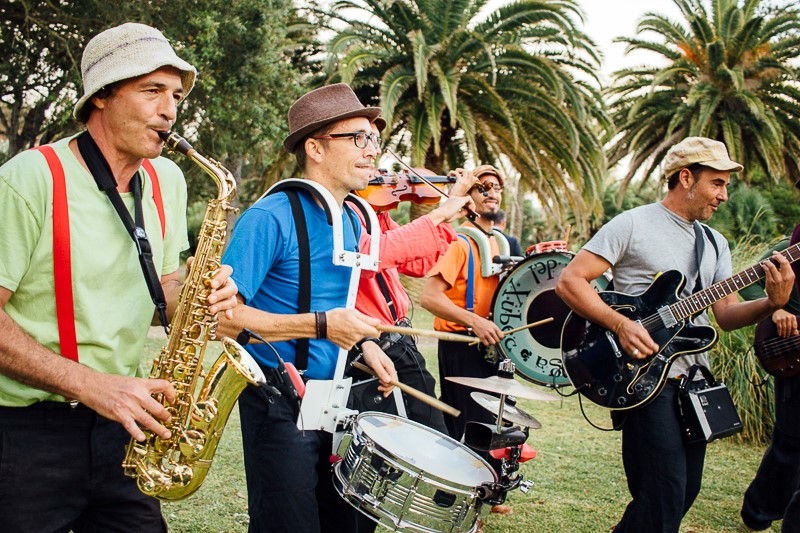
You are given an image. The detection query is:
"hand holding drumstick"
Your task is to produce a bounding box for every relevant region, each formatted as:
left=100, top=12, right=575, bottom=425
left=468, top=317, right=555, bottom=346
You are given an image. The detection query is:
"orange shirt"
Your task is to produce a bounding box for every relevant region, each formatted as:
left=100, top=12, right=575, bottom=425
left=428, top=232, right=500, bottom=333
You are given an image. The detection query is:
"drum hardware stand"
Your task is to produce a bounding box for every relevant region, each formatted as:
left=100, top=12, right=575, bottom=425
left=466, top=359, right=537, bottom=506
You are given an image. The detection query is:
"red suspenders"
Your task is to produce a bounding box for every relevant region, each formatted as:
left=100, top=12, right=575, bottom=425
left=33, top=146, right=165, bottom=361
left=141, top=159, right=165, bottom=239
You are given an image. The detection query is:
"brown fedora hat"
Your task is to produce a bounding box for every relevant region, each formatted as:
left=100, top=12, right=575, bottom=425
left=283, top=83, right=381, bottom=153
left=372, top=116, right=387, bottom=133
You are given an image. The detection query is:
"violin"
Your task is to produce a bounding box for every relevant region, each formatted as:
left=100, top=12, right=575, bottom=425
left=354, top=168, right=456, bottom=211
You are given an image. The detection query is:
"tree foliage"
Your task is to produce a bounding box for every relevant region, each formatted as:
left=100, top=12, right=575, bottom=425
left=315, top=0, right=611, bottom=232
left=607, top=0, right=800, bottom=201
left=0, top=0, right=300, bottom=208
left=707, top=183, right=778, bottom=245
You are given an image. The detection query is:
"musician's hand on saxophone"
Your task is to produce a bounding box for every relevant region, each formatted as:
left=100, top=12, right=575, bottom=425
left=207, top=264, right=239, bottom=319
left=185, top=257, right=239, bottom=319
left=79, top=372, right=176, bottom=442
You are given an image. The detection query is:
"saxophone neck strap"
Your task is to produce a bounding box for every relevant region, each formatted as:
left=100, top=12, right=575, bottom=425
left=76, top=131, right=169, bottom=332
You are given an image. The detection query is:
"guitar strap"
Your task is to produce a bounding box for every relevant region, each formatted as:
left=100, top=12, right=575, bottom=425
left=692, top=222, right=719, bottom=293
left=693, top=222, right=706, bottom=292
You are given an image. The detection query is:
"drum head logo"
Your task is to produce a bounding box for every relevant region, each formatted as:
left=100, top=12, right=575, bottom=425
left=492, top=252, right=608, bottom=387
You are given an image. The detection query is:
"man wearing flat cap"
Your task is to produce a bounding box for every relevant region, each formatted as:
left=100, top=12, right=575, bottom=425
left=0, top=22, right=238, bottom=530
left=556, top=137, right=795, bottom=532
left=218, top=83, right=397, bottom=532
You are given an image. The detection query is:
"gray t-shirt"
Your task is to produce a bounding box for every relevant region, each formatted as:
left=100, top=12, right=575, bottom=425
left=583, top=202, right=732, bottom=376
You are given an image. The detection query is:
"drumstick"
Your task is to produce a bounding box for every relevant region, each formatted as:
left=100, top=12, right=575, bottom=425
left=351, top=361, right=461, bottom=418
left=564, top=224, right=571, bottom=247
left=468, top=317, right=555, bottom=346
left=376, top=324, right=474, bottom=343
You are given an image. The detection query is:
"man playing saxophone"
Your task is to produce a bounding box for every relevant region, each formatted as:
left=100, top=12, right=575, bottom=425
left=0, top=23, right=238, bottom=532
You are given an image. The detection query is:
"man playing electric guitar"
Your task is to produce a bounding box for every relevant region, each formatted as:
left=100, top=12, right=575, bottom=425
left=556, top=137, right=795, bottom=533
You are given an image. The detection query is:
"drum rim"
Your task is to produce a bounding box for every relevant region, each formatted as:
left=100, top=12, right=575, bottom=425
left=352, top=411, right=498, bottom=486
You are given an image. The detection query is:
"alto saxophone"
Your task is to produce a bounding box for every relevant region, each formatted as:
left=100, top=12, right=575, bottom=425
left=122, top=131, right=264, bottom=501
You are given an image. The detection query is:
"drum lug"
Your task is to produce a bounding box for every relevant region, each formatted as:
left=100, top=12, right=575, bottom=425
left=335, top=432, right=353, bottom=457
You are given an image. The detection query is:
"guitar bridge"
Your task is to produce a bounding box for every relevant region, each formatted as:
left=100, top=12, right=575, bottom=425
left=657, top=306, right=678, bottom=328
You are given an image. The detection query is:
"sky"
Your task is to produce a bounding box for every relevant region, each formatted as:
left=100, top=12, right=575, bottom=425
left=579, top=0, right=683, bottom=80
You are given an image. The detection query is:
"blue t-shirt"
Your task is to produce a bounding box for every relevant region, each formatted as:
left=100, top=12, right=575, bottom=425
left=222, top=189, right=360, bottom=379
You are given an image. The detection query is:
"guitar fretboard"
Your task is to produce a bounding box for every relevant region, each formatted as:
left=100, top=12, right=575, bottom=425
left=670, top=242, right=800, bottom=321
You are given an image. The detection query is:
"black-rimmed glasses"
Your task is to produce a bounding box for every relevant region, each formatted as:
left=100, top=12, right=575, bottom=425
left=312, top=131, right=380, bottom=150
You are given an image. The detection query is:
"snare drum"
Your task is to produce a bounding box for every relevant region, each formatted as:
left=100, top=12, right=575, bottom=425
left=334, top=412, right=496, bottom=532
left=491, top=252, right=609, bottom=387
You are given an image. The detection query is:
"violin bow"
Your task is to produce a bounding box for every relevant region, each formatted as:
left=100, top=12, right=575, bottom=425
left=385, top=148, right=479, bottom=221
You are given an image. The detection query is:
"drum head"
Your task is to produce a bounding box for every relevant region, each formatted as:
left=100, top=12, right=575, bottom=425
left=491, top=252, right=609, bottom=387
left=357, top=412, right=496, bottom=487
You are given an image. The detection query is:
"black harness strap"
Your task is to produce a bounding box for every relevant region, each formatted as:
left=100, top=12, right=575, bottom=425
left=278, top=187, right=362, bottom=371
left=285, top=189, right=312, bottom=371
left=375, top=273, right=398, bottom=322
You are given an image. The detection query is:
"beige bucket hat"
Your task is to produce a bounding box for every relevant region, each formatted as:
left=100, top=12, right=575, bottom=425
left=74, top=22, right=197, bottom=120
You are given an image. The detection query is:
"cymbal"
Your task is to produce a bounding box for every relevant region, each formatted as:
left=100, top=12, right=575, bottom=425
left=470, top=392, right=542, bottom=429
left=445, top=375, right=560, bottom=402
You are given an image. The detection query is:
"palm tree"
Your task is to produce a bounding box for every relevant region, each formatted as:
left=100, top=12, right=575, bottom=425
left=313, top=0, right=610, bottom=233
left=608, top=0, right=800, bottom=199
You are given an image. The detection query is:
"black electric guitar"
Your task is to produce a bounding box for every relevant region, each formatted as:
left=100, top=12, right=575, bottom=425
left=561, top=243, right=800, bottom=410
left=753, top=315, right=800, bottom=378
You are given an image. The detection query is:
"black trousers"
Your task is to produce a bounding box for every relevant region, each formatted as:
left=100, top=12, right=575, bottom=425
left=0, top=402, right=165, bottom=533
left=239, top=379, right=363, bottom=533
left=437, top=339, right=497, bottom=441
left=386, top=335, right=448, bottom=434
left=742, top=373, right=800, bottom=533
left=615, top=382, right=707, bottom=533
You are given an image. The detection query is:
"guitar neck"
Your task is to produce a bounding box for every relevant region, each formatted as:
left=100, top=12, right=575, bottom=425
left=670, top=242, right=800, bottom=321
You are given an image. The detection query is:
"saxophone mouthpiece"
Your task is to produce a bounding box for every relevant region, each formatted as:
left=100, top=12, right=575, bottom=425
left=159, top=130, right=195, bottom=156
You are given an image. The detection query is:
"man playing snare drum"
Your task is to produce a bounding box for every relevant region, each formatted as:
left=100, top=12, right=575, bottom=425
left=218, top=83, right=398, bottom=533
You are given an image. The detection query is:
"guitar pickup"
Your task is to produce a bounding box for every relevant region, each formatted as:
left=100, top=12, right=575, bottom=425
left=657, top=306, right=678, bottom=328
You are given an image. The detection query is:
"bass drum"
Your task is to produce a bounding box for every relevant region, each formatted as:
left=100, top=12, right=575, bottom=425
left=491, top=251, right=609, bottom=387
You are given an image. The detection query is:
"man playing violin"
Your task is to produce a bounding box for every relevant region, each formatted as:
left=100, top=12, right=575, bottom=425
left=348, top=117, right=475, bottom=434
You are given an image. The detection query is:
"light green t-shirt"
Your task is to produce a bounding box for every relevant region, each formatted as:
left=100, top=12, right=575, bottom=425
left=0, top=134, right=189, bottom=406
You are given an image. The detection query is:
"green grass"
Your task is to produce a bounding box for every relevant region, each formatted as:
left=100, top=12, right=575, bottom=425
left=149, top=310, right=782, bottom=532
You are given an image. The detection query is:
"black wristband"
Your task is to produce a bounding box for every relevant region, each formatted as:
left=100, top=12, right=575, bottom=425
left=314, top=311, right=328, bottom=340
left=355, top=337, right=381, bottom=352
